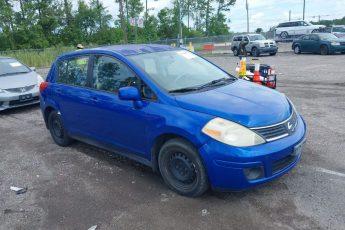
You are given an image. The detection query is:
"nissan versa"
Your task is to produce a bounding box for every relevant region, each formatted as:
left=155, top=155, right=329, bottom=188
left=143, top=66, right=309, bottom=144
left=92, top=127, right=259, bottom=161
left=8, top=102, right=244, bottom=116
left=40, top=45, right=306, bottom=197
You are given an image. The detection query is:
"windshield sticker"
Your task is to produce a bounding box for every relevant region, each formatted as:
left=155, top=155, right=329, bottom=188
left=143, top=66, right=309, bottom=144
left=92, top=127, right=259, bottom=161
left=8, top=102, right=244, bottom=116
left=9, top=62, right=23, bottom=67
left=176, top=50, right=196, bottom=59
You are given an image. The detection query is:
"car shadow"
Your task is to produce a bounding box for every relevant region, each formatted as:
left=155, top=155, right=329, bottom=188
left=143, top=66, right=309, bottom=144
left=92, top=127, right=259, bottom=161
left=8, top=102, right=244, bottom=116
left=0, top=103, right=40, bottom=115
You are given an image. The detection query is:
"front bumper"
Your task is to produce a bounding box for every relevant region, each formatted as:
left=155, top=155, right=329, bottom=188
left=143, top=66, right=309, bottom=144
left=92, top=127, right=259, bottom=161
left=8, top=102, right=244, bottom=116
left=0, top=88, right=40, bottom=111
left=330, top=45, right=345, bottom=53
left=199, top=115, right=306, bottom=190
left=258, top=46, right=278, bottom=53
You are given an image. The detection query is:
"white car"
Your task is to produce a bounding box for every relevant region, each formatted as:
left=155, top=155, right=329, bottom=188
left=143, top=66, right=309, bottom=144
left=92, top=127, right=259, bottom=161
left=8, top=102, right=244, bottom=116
left=275, top=20, right=325, bottom=39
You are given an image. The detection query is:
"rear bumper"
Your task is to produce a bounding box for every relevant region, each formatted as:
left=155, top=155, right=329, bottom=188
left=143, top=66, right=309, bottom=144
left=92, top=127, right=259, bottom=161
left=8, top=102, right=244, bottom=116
left=199, top=115, right=306, bottom=191
left=0, top=89, right=40, bottom=111
left=258, top=47, right=278, bottom=53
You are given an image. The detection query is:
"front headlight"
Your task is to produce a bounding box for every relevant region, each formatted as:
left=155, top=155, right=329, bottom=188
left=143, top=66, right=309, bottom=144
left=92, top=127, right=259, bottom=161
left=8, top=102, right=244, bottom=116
left=202, top=118, right=265, bottom=147
left=331, top=42, right=340, bottom=46
left=37, top=74, right=44, bottom=87
left=259, top=43, right=265, bottom=48
left=0, top=88, right=5, bottom=93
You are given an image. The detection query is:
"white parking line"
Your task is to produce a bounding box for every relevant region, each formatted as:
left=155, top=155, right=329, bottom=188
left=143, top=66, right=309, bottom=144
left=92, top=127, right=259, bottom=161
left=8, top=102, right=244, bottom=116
left=315, top=167, right=345, bottom=178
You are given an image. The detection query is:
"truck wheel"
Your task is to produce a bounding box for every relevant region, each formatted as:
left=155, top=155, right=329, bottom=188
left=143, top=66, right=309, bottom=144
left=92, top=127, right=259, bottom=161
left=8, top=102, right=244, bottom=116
left=320, top=45, right=329, bottom=55
left=252, top=47, right=260, bottom=57
left=158, top=138, right=209, bottom=197
left=233, top=47, right=239, bottom=56
left=294, top=45, right=301, bottom=54
left=280, top=31, right=288, bottom=39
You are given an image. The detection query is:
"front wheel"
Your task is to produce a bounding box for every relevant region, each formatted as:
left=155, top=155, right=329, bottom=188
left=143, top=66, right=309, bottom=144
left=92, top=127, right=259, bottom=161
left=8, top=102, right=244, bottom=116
left=252, top=47, right=260, bottom=57
left=269, top=52, right=277, bottom=56
left=320, top=45, right=329, bottom=55
left=48, top=111, right=73, bottom=146
left=158, top=138, right=209, bottom=197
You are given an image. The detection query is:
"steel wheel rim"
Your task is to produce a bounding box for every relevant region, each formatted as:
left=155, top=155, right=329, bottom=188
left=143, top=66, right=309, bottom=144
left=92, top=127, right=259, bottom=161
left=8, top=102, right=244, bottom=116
left=169, top=153, right=196, bottom=185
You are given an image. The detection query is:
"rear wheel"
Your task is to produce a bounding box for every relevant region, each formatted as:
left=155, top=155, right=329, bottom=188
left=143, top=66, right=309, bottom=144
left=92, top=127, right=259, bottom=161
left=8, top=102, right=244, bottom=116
left=280, top=31, right=288, bottom=39
left=252, top=47, right=260, bottom=57
left=233, top=47, right=239, bottom=56
left=294, top=45, right=301, bottom=54
left=48, top=111, right=73, bottom=146
left=320, top=45, right=329, bottom=55
left=158, top=138, right=209, bottom=197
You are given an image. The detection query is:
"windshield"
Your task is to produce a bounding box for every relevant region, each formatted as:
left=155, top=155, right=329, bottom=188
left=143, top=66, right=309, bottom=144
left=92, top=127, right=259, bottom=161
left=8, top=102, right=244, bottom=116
left=249, top=35, right=266, bottom=41
left=333, top=27, right=345, bottom=33
left=318, top=33, right=339, bottom=40
left=128, top=50, right=235, bottom=92
left=0, top=58, right=31, bottom=76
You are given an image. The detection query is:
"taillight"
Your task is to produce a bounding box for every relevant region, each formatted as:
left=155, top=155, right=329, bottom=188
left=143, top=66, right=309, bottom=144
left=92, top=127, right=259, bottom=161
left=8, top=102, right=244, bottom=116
left=39, top=82, right=49, bottom=92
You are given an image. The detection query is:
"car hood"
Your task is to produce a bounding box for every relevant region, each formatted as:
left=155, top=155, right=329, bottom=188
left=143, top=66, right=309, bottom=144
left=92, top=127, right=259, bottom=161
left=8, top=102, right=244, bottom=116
left=256, top=40, right=275, bottom=44
left=0, top=71, right=37, bottom=89
left=175, top=80, right=291, bottom=128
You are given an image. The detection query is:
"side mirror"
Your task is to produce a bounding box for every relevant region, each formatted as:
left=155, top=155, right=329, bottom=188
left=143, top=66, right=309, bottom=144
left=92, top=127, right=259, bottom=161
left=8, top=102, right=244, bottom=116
left=30, top=67, right=36, bottom=72
left=119, top=86, right=143, bottom=108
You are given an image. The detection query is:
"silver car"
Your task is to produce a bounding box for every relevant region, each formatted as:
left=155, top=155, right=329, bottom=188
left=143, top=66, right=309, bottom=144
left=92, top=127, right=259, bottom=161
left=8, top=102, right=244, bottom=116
left=0, top=57, right=43, bottom=111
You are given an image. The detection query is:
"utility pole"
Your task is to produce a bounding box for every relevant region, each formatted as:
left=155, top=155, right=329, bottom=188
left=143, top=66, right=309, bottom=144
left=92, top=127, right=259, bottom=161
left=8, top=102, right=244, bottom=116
left=177, top=0, right=183, bottom=46
left=302, top=0, right=305, bottom=20
left=246, top=0, right=249, bottom=33
left=289, top=10, right=291, bottom=21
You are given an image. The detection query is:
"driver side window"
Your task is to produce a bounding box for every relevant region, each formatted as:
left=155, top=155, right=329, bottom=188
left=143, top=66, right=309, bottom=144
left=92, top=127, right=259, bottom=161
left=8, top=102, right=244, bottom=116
left=91, top=55, right=157, bottom=100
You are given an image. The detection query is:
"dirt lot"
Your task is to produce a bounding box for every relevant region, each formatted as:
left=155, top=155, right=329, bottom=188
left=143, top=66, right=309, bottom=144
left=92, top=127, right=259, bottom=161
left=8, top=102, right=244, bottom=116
left=1, top=53, right=345, bottom=230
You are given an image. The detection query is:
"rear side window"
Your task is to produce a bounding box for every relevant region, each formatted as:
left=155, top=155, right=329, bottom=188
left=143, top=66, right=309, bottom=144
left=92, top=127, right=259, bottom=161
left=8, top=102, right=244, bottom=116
left=57, top=56, right=89, bottom=87
left=92, top=55, right=139, bottom=93
left=232, top=36, right=242, bottom=41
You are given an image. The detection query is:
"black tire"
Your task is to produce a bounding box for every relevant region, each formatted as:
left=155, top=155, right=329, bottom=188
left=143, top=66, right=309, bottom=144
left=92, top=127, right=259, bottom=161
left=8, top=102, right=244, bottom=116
left=252, top=47, right=260, bottom=57
left=233, top=47, right=239, bottom=56
left=294, top=45, right=301, bottom=54
left=280, top=31, right=288, bottom=39
left=158, top=138, right=209, bottom=197
left=269, top=52, right=277, bottom=56
left=48, top=111, right=73, bottom=146
left=320, top=45, right=329, bottom=55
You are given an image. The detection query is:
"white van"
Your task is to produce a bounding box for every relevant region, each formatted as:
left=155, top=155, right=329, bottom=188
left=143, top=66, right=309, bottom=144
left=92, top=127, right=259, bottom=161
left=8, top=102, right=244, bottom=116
left=275, top=20, right=325, bottom=39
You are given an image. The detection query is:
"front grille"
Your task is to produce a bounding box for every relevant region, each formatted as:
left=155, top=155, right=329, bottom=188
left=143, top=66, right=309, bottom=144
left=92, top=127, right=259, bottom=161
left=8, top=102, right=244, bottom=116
left=251, top=110, right=298, bottom=142
left=9, top=96, right=39, bottom=106
left=5, top=85, right=36, bottom=93
left=272, top=154, right=297, bottom=174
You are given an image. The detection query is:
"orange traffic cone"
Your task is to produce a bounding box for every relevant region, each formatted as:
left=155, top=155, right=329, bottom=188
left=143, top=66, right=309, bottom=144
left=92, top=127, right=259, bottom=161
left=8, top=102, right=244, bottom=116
left=253, top=63, right=262, bottom=85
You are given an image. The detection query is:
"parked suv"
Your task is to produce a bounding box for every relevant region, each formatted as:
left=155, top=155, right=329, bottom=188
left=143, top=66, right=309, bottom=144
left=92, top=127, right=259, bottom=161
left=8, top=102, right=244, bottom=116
left=322, top=25, right=345, bottom=38
left=40, top=45, right=306, bottom=197
left=276, top=20, right=325, bottom=39
left=231, top=34, right=278, bottom=57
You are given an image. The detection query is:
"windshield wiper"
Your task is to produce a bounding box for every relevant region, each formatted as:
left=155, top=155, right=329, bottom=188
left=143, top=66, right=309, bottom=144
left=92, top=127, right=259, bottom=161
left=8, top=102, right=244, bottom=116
left=0, top=71, right=29, bottom=77
left=169, top=77, right=236, bottom=94
left=198, top=77, right=236, bottom=89
left=169, top=86, right=202, bottom=93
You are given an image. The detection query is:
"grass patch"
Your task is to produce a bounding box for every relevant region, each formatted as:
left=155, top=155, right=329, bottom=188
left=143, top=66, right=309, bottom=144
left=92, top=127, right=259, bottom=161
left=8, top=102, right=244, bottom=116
left=0, top=47, right=74, bottom=68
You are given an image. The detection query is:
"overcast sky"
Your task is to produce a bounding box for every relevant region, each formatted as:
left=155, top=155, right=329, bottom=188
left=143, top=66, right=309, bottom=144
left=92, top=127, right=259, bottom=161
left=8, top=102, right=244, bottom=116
left=97, top=0, right=345, bottom=32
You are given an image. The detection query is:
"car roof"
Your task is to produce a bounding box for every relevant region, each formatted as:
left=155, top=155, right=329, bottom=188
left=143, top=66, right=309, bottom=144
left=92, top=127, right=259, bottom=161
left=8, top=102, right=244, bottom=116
left=87, top=44, right=177, bottom=56
left=0, top=56, right=13, bottom=59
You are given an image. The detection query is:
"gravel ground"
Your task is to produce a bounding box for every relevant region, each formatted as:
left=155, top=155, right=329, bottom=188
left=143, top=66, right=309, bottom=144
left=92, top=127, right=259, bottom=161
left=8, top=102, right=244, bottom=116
left=1, top=53, right=344, bottom=230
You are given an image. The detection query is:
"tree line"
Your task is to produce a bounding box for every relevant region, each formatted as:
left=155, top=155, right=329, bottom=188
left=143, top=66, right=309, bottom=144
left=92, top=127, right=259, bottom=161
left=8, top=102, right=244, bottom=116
left=0, top=0, right=236, bottom=50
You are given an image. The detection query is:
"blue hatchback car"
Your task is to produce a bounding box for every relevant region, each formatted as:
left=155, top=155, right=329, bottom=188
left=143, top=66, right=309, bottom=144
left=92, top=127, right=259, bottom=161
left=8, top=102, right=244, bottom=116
left=40, top=45, right=306, bottom=197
